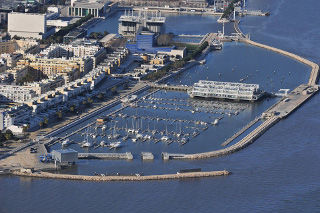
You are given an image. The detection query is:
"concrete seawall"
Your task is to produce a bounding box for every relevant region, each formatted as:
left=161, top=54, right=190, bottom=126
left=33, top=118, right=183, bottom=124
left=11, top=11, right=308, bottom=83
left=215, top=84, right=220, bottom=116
left=13, top=170, right=231, bottom=182
left=178, top=116, right=280, bottom=159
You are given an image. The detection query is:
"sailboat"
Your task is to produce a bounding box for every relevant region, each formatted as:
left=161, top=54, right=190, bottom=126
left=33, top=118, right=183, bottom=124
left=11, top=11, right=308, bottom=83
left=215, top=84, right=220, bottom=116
left=161, top=116, right=170, bottom=141
left=176, top=120, right=182, bottom=138
left=81, top=128, right=93, bottom=148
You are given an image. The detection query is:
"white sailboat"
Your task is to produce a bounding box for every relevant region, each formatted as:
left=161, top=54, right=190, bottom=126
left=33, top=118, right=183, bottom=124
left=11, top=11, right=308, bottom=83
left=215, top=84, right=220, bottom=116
left=81, top=128, right=93, bottom=148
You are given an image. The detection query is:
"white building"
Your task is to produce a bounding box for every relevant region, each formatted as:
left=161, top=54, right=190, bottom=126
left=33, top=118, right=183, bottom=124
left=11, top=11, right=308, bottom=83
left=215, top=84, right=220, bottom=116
left=39, top=44, right=106, bottom=67
left=47, top=19, right=70, bottom=32
left=8, top=12, right=55, bottom=39
left=68, top=0, right=110, bottom=17
left=0, top=85, right=37, bottom=103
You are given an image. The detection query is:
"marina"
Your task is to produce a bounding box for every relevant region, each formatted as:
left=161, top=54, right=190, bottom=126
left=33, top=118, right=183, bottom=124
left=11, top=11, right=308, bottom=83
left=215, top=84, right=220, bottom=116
left=0, top=0, right=318, bottom=180
left=2, top=0, right=320, bottom=212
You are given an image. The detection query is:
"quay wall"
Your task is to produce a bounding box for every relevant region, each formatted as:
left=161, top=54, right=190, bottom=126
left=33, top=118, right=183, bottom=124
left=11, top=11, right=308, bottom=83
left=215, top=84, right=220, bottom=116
left=13, top=170, right=231, bottom=182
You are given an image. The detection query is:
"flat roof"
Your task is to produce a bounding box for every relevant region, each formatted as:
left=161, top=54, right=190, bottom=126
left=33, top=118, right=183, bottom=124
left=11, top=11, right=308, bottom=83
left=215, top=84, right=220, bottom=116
left=73, top=0, right=110, bottom=8
left=99, top=33, right=116, bottom=43
left=53, top=148, right=78, bottom=154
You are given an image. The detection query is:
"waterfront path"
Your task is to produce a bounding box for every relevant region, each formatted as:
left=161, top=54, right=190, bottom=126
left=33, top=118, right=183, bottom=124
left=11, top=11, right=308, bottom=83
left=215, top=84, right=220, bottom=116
left=13, top=170, right=231, bottom=181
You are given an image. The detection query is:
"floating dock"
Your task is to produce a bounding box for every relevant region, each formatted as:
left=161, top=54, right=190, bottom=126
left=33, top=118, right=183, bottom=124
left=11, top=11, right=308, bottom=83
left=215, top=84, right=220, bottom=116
left=151, top=84, right=191, bottom=91
left=141, top=152, right=154, bottom=161
left=78, top=152, right=133, bottom=160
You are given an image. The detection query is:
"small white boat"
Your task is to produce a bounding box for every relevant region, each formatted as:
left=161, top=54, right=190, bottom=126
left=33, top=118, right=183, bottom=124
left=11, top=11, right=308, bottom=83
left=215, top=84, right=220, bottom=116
left=151, top=130, right=157, bottom=135
left=113, top=134, right=120, bottom=139
left=161, top=136, right=170, bottom=141
left=102, top=125, right=107, bottom=131
left=136, top=134, right=143, bottom=139
left=62, top=139, right=72, bottom=147
left=122, top=135, right=129, bottom=140
left=181, top=137, right=189, bottom=143
left=110, top=141, right=122, bottom=148
left=100, top=140, right=107, bottom=146
left=132, top=138, right=137, bottom=143
left=144, top=134, right=151, bottom=140
left=127, top=128, right=135, bottom=133
left=214, top=119, right=219, bottom=125
left=81, top=141, right=93, bottom=148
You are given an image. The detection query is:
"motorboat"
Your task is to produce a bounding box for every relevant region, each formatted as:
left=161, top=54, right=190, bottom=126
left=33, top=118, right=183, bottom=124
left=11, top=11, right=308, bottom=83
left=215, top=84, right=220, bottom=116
left=127, top=128, right=135, bottom=133
left=109, top=141, right=122, bottom=148
left=81, top=141, right=93, bottom=148
left=213, top=119, right=219, bottom=125
left=136, top=134, right=143, bottom=139
left=144, top=134, right=152, bottom=140
left=100, top=140, right=107, bottom=146
left=161, top=136, right=170, bottom=141
left=62, top=139, right=72, bottom=147
left=181, top=137, right=189, bottom=143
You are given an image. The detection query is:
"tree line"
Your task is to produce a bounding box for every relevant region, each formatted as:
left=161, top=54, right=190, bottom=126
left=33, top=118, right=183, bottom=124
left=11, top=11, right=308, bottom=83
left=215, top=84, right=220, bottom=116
left=145, top=41, right=208, bottom=81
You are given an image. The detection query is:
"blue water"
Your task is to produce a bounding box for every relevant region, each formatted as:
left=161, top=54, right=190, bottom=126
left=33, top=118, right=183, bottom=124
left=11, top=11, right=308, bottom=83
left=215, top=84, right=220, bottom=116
left=2, top=0, right=320, bottom=212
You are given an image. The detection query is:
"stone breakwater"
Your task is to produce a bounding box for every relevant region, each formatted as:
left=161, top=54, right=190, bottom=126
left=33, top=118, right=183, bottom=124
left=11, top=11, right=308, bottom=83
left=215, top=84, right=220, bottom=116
left=244, top=40, right=319, bottom=86
left=13, top=170, right=231, bottom=182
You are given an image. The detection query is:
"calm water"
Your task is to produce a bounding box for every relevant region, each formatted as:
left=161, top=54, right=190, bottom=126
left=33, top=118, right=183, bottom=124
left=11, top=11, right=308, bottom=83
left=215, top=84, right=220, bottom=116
left=2, top=0, right=320, bottom=212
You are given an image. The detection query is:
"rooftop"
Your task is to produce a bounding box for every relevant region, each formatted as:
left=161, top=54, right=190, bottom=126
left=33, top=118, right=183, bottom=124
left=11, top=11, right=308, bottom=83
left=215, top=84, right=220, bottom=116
left=72, top=0, right=110, bottom=8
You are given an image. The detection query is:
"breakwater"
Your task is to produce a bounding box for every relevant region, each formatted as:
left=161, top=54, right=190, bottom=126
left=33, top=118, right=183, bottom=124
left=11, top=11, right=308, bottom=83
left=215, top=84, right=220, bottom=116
left=13, top=170, right=231, bottom=182
left=244, top=40, right=319, bottom=86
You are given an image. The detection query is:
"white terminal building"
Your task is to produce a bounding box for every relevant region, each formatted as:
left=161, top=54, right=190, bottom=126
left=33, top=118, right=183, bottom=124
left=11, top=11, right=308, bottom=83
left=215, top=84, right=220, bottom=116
left=68, top=0, right=110, bottom=17
left=8, top=12, right=55, bottom=39
left=188, top=80, right=264, bottom=101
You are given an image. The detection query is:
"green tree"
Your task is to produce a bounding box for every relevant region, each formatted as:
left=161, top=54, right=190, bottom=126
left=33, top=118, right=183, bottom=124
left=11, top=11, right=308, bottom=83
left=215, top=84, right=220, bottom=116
left=39, top=121, right=43, bottom=129
left=56, top=111, right=63, bottom=120
left=98, top=93, right=104, bottom=100
left=44, top=117, right=48, bottom=126
left=4, top=130, right=13, bottom=141
left=22, top=126, right=28, bottom=136
left=87, top=97, right=93, bottom=105
left=70, top=105, right=75, bottom=113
